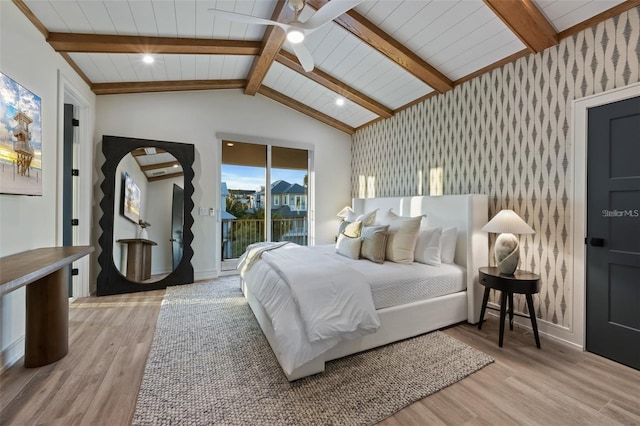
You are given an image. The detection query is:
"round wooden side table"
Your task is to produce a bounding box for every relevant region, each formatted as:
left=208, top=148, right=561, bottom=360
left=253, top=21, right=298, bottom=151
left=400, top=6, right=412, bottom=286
left=478, top=266, right=542, bottom=348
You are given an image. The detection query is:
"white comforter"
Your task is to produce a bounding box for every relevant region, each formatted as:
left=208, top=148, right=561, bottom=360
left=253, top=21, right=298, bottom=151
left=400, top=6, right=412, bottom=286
left=238, top=243, right=380, bottom=374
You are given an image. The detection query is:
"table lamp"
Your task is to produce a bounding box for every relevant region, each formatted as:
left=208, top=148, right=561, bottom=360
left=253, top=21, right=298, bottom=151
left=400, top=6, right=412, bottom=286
left=482, top=209, right=535, bottom=275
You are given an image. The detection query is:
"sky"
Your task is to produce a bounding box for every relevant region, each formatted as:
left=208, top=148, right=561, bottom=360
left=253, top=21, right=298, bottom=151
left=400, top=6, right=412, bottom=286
left=0, top=72, right=42, bottom=149
left=222, top=165, right=307, bottom=191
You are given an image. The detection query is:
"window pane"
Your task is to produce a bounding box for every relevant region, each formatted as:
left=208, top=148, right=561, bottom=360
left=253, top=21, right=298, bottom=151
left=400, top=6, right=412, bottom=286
left=272, top=147, right=308, bottom=246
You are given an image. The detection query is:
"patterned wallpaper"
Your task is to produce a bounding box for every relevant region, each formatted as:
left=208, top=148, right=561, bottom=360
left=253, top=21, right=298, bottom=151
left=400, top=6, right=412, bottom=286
left=351, top=8, right=640, bottom=328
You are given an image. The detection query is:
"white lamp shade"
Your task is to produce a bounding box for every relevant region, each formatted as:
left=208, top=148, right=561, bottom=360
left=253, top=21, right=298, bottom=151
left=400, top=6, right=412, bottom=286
left=336, top=206, right=354, bottom=218
left=482, top=209, right=535, bottom=235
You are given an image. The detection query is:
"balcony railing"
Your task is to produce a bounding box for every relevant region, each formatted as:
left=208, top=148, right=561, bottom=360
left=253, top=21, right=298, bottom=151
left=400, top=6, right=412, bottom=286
left=221, top=218, right=308, bottom=259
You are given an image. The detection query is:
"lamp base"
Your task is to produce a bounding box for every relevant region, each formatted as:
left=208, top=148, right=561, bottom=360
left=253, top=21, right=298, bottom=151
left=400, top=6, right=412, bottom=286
left=495, top=233, right=519, bottom=275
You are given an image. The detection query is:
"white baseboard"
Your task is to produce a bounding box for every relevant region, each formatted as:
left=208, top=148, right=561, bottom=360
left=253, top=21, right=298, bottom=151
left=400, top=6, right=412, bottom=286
left=0, top=336, right=24, bottom=374
left=194, top=269, right=218, bottom=282
left=486, top=309, right=584, bottom=350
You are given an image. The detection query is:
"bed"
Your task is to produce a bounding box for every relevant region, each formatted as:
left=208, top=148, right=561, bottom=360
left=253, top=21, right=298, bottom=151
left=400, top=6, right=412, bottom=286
left=239, top=194, right=488, bottom=381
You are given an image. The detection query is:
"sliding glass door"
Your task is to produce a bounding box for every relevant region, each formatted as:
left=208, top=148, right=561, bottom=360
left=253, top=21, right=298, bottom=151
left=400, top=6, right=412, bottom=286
left=220, top=141, right=310, bottom=270
left=271, top=146, right=309, bottom=246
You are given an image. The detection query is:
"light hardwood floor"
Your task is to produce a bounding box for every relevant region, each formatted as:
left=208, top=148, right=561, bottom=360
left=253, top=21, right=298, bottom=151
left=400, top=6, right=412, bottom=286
left=1, top=288, right=638, bottom=425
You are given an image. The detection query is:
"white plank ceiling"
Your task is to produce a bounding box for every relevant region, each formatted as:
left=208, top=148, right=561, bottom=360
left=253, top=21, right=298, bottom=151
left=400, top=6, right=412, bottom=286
left=21, top=0, right=630, bottom=132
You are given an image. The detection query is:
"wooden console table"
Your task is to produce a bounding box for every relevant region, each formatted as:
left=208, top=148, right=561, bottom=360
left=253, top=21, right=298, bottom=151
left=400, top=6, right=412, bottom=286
left=116, top=238, right=156, bottom=281
left=0, top=246, right=94, bottom=367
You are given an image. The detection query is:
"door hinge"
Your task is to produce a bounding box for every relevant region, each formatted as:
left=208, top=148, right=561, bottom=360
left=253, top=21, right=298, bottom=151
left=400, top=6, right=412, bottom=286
left=72, top=118, right=80, bottom=127
left=71, top=219, right=79, bottom=226
left=72, top=169, right=79, bottom=176
left=71, top=268, right=79, bottom=276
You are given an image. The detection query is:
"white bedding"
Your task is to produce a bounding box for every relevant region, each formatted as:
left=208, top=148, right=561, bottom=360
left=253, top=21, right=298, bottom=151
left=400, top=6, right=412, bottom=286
left=312, top=245, right=466, bottom=309
left=239, top=242, right=466, bottom=376
left=239, top=243, right=380, bottom=375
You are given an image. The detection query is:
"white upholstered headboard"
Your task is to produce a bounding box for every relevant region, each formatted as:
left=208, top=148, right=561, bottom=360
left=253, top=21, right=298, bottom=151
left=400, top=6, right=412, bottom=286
left=352, top=194, right=488, bottom=324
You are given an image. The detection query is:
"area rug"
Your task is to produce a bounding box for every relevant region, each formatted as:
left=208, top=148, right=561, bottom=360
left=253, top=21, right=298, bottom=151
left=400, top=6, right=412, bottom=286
left=133, top=276, right=493, bottom=425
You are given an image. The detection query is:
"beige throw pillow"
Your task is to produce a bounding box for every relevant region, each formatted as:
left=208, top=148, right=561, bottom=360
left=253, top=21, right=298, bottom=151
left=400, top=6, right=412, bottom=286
left=338, top=220, right=363, bottom=238
left=360, top=225, right=389, bottom=264
left=385, top=216, right=421, bottom=263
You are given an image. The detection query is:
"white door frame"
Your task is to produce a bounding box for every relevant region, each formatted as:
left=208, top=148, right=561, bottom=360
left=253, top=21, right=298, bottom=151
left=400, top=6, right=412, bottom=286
left=570, top=81, right=640, bottom=348
left=57, top=71, right=94, bottom=298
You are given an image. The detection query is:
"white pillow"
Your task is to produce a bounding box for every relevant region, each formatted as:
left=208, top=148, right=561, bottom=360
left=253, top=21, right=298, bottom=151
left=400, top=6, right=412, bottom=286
left=344, top=208, right=378, bottom=226
left=385, top=216, right=421, bottom=263
left=378, top=208, right=425, bottom=226
left=414, top=227, right=442, bottom=266
left=440, top=227, right=458, bottom=264
left=335, top=233, right=362, bottom=260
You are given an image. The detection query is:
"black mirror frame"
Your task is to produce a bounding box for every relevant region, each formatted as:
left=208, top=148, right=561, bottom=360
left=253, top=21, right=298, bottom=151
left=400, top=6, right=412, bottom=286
left=97, top=135, right=194, bottom=296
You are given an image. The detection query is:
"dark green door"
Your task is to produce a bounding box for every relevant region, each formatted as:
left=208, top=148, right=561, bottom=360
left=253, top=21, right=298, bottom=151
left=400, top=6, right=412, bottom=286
left=586, top=96, right=640, bottom=370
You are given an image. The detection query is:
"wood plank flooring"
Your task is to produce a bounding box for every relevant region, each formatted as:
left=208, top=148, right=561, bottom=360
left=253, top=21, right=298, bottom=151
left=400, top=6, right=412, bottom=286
left=1, top=287, right=638, bottom=425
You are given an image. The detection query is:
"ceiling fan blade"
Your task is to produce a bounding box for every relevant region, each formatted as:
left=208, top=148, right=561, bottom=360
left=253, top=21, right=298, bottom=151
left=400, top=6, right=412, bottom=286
left=298, top=0, right=366, bottom=31
left=292, top=42, right=315, bottom=72
left=208, top=9, right=289, bottom=31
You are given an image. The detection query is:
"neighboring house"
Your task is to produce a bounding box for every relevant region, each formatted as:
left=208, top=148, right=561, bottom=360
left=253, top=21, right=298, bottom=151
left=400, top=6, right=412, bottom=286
left=253, top=180, right=307, bottom=213
left=233, top=180, right=308, bottom=246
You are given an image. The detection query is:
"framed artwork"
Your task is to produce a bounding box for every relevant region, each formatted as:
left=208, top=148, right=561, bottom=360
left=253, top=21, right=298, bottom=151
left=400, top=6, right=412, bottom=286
left=122, top=172, right=141, bottom=224
left=0, top=72, right=42, bottom=195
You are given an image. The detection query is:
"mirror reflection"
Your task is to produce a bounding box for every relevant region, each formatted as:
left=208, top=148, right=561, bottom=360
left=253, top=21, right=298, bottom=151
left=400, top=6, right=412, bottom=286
left=112, top=147, right=185, bottom=283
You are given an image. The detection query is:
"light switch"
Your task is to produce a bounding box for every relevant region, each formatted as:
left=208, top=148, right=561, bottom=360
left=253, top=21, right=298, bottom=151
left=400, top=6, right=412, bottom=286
left=199, top=207, right=207, bottom=216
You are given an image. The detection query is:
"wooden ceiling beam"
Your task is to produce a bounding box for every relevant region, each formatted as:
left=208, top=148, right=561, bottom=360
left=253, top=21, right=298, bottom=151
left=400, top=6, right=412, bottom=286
left=307, top=0, right=453, bottom=93
left=148, top=172, right=184, bottom=182
left=258, top=86, right=355, bottom=134
left=245, top=0, right=295, bottom=95
left=483, top=0, right=558, bottom=53
left=131, top=148, right=167, bottom=157
left=47, top=33, right=261, bottom=55
left=140, top=161, right=181, bottom=172
left=276, top=50, right=392, bottom=118
left=92, top=80, right=246, bottom=95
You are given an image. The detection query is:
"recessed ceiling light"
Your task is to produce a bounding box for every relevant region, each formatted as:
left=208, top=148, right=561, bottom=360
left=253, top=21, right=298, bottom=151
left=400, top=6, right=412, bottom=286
left=143, top=55, right=154, bottom=64
left=226, top=142, right=234, bottom=147
left=173, top=164, right=179, bottom=168
left=336, top=97, right=345, bottom=106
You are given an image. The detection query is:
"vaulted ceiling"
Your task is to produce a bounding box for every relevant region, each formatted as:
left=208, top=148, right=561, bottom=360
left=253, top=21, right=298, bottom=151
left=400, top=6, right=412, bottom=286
left=15, top=0, right=639, bottom=134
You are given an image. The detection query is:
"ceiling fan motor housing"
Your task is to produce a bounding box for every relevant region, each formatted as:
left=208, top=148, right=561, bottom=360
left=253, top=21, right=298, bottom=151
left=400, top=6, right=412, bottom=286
left=288, top=0, right=306, bottom=13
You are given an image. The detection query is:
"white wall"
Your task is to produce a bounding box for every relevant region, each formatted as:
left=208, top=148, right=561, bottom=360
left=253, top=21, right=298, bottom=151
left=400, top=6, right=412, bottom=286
left=0, top=1, right=95, bottom=369
left=94, top=90, right=352, bottom=281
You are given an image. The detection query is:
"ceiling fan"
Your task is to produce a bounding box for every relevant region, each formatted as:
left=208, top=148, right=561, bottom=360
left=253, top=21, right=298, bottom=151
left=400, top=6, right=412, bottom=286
left=209, top=0, right=366, bottom=72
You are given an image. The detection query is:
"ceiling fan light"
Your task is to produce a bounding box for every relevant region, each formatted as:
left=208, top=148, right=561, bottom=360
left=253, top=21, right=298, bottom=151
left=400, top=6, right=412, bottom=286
left=287, top=29, right=304, bottom=44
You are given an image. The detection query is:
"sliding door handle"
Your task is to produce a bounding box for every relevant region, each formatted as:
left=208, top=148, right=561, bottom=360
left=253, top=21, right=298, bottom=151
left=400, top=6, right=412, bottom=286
left=589, top=237, right=605, bottom=247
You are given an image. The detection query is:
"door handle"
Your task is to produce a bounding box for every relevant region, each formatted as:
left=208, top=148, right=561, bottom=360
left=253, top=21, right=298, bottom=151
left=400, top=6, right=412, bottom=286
left=589, top=237, right=605, bottom=247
